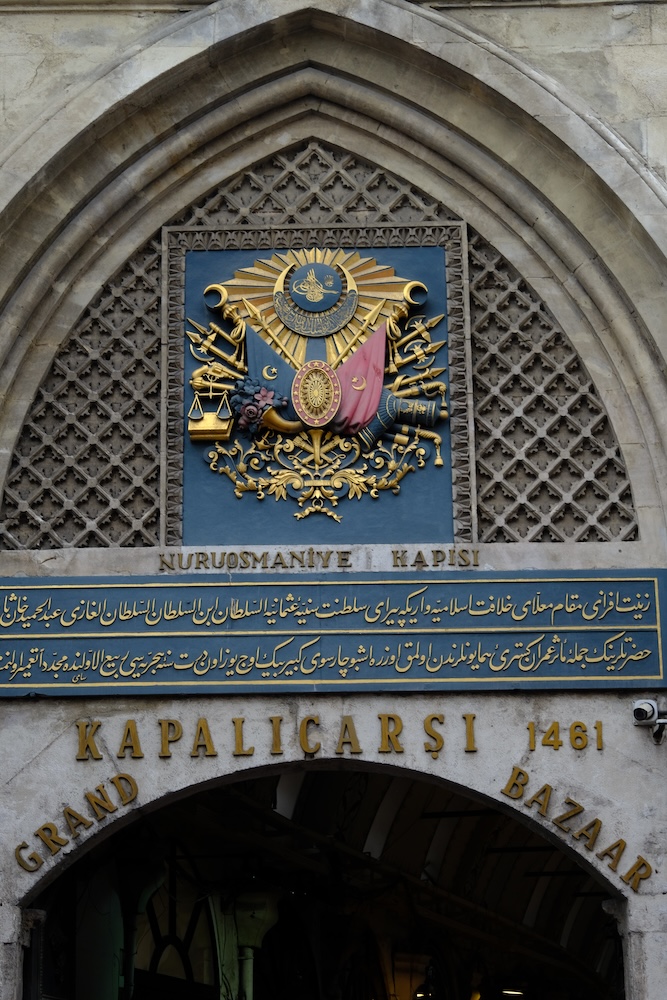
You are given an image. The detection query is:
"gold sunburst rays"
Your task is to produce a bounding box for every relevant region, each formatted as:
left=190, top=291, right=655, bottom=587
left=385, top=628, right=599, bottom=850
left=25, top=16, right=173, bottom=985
left=217, top=248, right=412, bottom=368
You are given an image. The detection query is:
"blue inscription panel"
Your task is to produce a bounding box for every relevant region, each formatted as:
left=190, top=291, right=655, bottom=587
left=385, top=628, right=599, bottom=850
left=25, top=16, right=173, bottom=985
left=0, top=572, right=663, bottom=694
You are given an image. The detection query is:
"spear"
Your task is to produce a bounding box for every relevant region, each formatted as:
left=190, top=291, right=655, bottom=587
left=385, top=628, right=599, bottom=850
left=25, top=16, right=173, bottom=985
left=242, top=298, right=300, bottom=369
left=390, top=367, right=446, bottom=391
left=186, top=322, right=246, bottom=375
left=392, top=340, right=447, bottom=370
left=393, top=313, right=445, bottom=352
left=332, top=299, right=386, bottom=368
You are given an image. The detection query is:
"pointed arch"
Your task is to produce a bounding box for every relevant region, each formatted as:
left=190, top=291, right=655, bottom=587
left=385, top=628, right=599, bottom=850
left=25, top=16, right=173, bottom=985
left=0, top=2, right=665, bottom=547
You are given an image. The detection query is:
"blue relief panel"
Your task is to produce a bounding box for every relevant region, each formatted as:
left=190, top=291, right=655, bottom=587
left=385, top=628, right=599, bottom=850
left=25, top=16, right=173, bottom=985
left=0, top=572, right=663, bottom=695
left=4, top=243, right=653, bottom=698
left=182, top=246, right=453, bottom=545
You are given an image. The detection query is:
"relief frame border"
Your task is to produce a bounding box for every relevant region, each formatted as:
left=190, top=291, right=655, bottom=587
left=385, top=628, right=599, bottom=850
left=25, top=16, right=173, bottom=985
left=162, top=224, right=473, bottom=546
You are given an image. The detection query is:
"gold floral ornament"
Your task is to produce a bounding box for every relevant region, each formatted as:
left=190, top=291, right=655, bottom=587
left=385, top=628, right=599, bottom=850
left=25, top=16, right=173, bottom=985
left=186, top=248, right=448, bottom=521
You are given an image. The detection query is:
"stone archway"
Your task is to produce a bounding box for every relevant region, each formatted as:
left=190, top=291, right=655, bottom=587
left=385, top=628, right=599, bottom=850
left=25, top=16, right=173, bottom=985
left=0, top=141, right=641, bottom=553
left=20, top=749, right=626, bottom=1000
left=1, top=1, right=667, bottom=530
left=9, top=693, right=653, bottom=897
left=2, top=5, right=667, bottom=1000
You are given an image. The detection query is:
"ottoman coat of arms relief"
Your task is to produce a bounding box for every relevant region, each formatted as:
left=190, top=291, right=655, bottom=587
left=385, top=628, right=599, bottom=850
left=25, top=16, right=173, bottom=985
left=186, top=248, right=448, bottom=522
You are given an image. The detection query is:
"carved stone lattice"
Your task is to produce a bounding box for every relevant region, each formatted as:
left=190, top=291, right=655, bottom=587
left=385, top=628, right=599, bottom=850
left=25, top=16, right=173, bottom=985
left=0, top=241, right=163, bottom=549
left=0, top=141, right=638, bottom=548
left=170, top=143, right=453, bottom=229
left=470, top=233, right=638, bottom=541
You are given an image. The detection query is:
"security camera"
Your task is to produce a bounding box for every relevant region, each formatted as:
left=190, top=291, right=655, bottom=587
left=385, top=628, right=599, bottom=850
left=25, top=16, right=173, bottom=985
left=633, top=700, right=660, bottom=725
left=632, top=700, right=667, bottom=744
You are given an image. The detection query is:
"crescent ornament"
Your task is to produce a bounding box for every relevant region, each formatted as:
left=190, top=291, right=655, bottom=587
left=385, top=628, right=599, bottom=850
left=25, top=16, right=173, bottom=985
left=403, top=281, right=428, bottom=307
left=204, top=284, right=229, bottom=309
left=262, top=365, right=278, bottom=381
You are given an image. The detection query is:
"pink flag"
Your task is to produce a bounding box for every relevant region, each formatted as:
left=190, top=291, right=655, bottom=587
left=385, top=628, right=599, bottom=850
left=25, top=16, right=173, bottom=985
left=333, top=324, right=386, bottom=434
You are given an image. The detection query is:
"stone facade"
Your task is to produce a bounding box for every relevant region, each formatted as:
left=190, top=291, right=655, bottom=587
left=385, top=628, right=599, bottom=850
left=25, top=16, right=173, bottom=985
left=1, top=2, right=667, bottom=999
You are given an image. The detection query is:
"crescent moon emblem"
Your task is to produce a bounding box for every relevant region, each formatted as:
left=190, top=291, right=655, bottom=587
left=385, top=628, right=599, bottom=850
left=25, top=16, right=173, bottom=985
left=204, top=283, right=229, bottom=309
left=404, top=281, right=428, bottom=307
left=351, top=376, right=367, bottom=391
left=262, top=366, right=278, bottom=381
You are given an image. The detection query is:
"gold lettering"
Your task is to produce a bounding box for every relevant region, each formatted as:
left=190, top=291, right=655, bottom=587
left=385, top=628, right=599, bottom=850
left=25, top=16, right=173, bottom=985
left=63, top=806, right=93, bottom=838
left=392, top=550, right=408, bottom=568
left=572, top=818, right=602, bottom=851
left=552, top=798, right=584, bottom=833
left=431, top=550, right=446, bottom=567
left=463, top=713, right=477, bottom=752
left=111, top=773, right=138, bottom=805
left=117, top=719, right=144, bottom=759
left=159, top=552, right=175, bottom=571
left=272, top=552, right=287, bottom=569
left=158, top=719, right=183, bottom=758
left=195, top=552, right=209, bottom=569
left=177, top=553, right=193, bottom=570
left=15, top=843, right=43, bottom=872
left=525, top=784, right=553, bottom=817
left=289, top=551, right=305, bottom=568
left=501, top=766, right=529, bottom=799
left=34, top=823, right=68, bottom=856
left=336, top=716, right=362, bottom=755
left=251, top=552, right=269, bottom=569
left=458, top=549, right=471, bottom=567
left=411, top=551, right=428, bottom=570
left=299, top=716, right=321, bottom=755
left=85, top=783, right=118, bottom=820
left=596, top=838, right=627, bottom=871
left=473, top=549, right=480, bottom=567
left=378, top=713, right=404, bottom=753
left=76, top=720, right=103, bottom=761
left=227, top=552, right=238, bottom=569
left=337, top=550, right=351, bottom=568
left=423, top=714, right=444, bottom=757
left=191, top=718, right=217, bottom=757
left=240, top=551, right=252, bottom=569
left=621, top=856, right=653, bottom=891
left=232, top=718, right=254, bottom=757
left=269, top=716, right=283, bottom=755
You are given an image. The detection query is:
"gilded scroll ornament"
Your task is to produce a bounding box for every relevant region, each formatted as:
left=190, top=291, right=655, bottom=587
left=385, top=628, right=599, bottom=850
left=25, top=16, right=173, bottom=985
left=186, top=248, right=448, bottom=521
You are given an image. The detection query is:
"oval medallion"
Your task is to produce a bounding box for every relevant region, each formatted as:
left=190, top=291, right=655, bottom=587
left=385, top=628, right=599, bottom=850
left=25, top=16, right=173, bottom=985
left=291, top=360, right=342, bottom=427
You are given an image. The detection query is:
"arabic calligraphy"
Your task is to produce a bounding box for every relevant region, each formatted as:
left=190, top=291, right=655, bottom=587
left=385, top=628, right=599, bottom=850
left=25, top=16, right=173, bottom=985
left=0, top=575, right=661, bottom=693
left=0, top=582, right=656, bottom=633
left=0, top=629, right=655, bottom=686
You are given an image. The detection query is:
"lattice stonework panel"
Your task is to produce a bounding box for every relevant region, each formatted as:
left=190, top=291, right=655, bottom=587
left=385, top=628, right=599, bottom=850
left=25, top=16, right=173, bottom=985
left=0, top=141, right=638, bottom=548
left=172, top=144, right=451, bottom=228
left=469, top=233, right=637, bottom=541
left=0, top=241, right=163, bottom=549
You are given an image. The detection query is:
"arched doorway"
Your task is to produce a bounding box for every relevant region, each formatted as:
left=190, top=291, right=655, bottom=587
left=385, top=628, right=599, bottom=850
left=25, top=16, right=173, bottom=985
left=2, top=6, right=665, bottom=1000
left=22, top=765, right=624, bottom=1000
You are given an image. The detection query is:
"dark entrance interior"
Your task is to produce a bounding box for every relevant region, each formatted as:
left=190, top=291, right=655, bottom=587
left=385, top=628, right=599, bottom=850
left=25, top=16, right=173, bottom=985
left=23, top=766, right=624, bottom=1000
